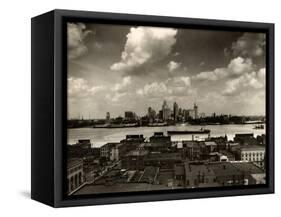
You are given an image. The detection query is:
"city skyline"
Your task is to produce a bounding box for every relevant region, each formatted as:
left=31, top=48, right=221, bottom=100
left=68, top=23, right=266, bottom=119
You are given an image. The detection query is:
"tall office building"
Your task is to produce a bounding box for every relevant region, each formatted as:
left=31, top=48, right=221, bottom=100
left=106, top=112, right=110, bottom=123
left=162, top=100, right=170, bottom=121
left=148, top=107, right=156, bottom=123
left=194, top=103, right=198, bottom=119
left=173, top=102, right=179, bottom=121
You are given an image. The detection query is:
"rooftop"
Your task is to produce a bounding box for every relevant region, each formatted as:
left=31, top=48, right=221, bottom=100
left=185, top=162, right=215, bottom=177
left=240, top=145, right=265, bottom=151
left=231, top=162, right=265, bottom=174
left=208, top=162, right=242, bottom=176
left=67, top=158, right=83, bottom=169
left=126, top=149, right=149, bottom=156
left=145, top=152, right=182, bottom=161
left=204, top=141, right=217, bottom=146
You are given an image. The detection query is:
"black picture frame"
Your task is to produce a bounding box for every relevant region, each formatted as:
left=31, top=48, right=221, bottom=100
left=31, top=9, right=274, bottom=207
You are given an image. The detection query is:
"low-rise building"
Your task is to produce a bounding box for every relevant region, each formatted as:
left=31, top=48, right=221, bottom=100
left=234, top=133, right=258, bottom=145
left=231, top=162, right=266, bottom=185
left=110, top=143, right=127, bottom=161
left=204, top=141, right=217, bottom=153
left=182, top=141, right=208, bottom=160
left=147, top=132, right=172, bottom=152
left=122, top=149, right=149, bottom=170
left=144, top=152, right=182, bottom=169
left=208, top=152, right=234, bottom=162
left=67, top=158, right=84, bottom=194
left=208, top=162, right=245, bottom=186
left=238, top=146, right=265, bottom=168
left=184, top=162, right=217, bottom=187
left=100, top=143, right=118, bottom=159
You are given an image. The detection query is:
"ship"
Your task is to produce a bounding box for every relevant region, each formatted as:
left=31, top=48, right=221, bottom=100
left=253, top=124, right=264, bottom=129
left=167, top=128, right=210, bottom=135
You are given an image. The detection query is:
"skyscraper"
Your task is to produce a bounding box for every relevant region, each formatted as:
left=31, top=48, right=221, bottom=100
left=173, top=102, right=179, bottom=121
left=106, top=112, right=110, bottom=124
left=148, top=107, right=156, bottom=123
left=194, top=103, right=198, bottom=119
left=162, top=100, right=170, bottom=121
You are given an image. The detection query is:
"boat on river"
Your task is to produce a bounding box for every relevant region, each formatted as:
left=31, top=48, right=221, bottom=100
left=167, top=128, right=210, bottom=135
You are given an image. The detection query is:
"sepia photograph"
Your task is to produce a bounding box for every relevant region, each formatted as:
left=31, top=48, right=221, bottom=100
left=66, top=22, right=267, bottom=196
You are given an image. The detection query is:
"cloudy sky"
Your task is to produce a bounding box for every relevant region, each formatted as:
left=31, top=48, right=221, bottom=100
left=67, top=22, right=266, bottom=119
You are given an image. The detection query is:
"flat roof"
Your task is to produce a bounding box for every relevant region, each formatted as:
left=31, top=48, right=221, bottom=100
left=185, top=163, right=215, bottom=177
left=67, top=158, right=83, bottom=169
left=208, top=162, right=242, bottom=176
left=204, top=141, right=217, bottom=146
left=240, top=145, right=265, bottom=151
left=145, top=152, right=182, bottom=160
left=231, top=162, right=265, bottom=174
left=126, top=149, right=149, bottom=156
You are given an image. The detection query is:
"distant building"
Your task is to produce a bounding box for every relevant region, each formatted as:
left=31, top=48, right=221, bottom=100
left=231, top=162, right=266, bottom=184
left=162, top=100, right=171, bottom=121
left=188, top=109, right=196, bottom=119
left=100, top=143, right=118, bottom=159
left=208, top=151, right=235, bottom=162
left=199, top=112, right=205, bottom=118
left=194, top=103, right=198, bottom=119
left=204, top=141, right=217, bottom=153
left=125, top=111, right=136, bottom=120
left=234, top=133, right=257, bottom=145
left=150, top=132, right=171, bottom=144
left=67, top=158, right=84, bottom=194
left=122, top=149, right=149, bottom=170
left=208, top=162, right=245, bottom=186
left=182, top=141, right=201, bottom=160
left=174, top=161, right=265, bottom=188
left=144, top=152, right=182, bottom=169
left=110, top=143, right=127, bottom=161
left=184, top=162, right=217, bottom=187
left=219, top=150, right=235, bottom=161
left=122, top=134, right=145, bottom=143
left=173, top=102, right=179, bottom=121
left=158, top=110, right=163, bottom=120
left=148, top=132, right=172, bottom=152
left=67, top=141, right=100, bottom=159
left=238, top=146, right=265, bottom=168
left=148, top=107, right=156, bottom=123
left=106, top=112, right=110, bottom=124
left=77, top=139, right=91, bottom=147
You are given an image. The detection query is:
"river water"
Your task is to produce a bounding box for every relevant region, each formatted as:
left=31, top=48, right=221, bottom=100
left=68, top=124, right=265, bottom=147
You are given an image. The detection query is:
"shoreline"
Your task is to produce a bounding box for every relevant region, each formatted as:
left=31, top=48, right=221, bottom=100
left=68, top=122, right=265, bottom=129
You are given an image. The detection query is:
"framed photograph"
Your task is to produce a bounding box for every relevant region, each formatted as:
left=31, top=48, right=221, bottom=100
left=31, top=9, right=274, bottom=207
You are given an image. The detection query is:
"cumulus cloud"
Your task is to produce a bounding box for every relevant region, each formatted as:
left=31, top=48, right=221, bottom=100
left=106, top=92, right=127, bottom=103
left=68, top=23, right=92, bottom=59
left=227, top=57, right=253, bottom=75
left=167, top=61, right=181, bottom=72
left=137, top=76, right=192, bottom=98
left=194, top=68, right=227, bottom=81
left=194, top=56, right=254, bottom=81
left=223, top=68, right=265, bottom=96
left=112, top=76, right=132, bottom=93
left=68, top=77, right=105, bottom=98
left=232, top=33, right=266, bottom=57
left=110, top=27, right=177, bottom=75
